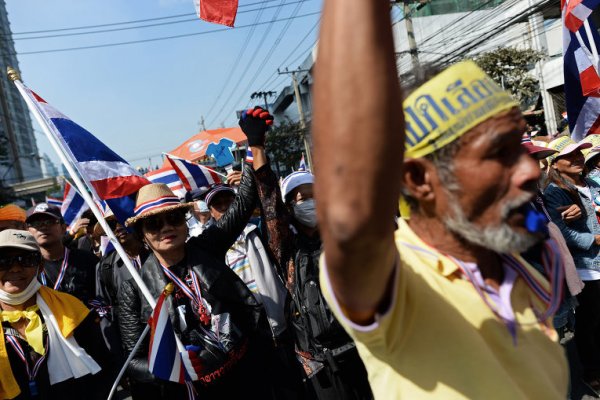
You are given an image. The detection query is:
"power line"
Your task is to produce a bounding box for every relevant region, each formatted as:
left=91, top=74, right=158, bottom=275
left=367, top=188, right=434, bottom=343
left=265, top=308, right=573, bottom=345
left=202, top=0, right=271, bottom=123
left=207, top=0, right=292, bottom=127
left=6, top=0, right=281, bottom=36
left=12, top=11, right=320, bottom=56
left=10, top=0, right=314, bottom=41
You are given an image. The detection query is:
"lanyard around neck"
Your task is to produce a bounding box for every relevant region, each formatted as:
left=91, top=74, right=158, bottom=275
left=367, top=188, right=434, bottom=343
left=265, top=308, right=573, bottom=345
left=40, top=248, right=70, bottom=290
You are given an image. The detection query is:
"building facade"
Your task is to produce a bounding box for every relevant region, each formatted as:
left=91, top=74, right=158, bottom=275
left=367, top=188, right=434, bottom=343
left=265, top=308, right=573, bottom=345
left=0, top=0, right=42, bottom=187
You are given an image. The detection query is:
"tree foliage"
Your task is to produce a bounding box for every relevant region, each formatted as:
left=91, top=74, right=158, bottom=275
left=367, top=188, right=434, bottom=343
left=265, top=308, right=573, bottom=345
left=473, top=47, right=544, bottom=109
left=265, top=119, right=306, bottom=176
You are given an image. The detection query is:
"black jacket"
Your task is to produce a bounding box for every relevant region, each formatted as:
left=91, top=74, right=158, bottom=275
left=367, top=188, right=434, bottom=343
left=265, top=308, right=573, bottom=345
left=39, top=248, right=98, bottom=306
left=117, top=164, right=273, bottom=398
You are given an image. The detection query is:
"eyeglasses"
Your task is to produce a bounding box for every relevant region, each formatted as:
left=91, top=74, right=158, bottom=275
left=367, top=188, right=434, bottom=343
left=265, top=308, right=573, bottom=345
left=27, top=219, right=60, bottom=230
left=143, top=211, right=187, bottom=232
left=0, top=253, right=41, bottom=271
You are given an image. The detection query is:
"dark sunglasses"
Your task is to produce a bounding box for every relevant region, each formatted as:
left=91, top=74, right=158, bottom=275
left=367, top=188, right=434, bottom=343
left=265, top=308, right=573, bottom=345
left=27, top=219, right=60, bottom=230
left=0, top=253, right=41, bottom=271
left=107, top=219, right=120, bottom=231
left=143, top=211, right=187, bottom=232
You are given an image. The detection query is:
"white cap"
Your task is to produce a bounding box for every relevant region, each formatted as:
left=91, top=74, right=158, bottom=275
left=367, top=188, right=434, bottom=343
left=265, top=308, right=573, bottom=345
left=281, top=171, right=314, bottom=202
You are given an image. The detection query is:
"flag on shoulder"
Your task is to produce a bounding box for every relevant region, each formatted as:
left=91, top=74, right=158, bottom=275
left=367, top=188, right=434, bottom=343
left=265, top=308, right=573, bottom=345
left=563, top=0, right=600, bottom=140
left=148, top=284, right=199, bottom=384
left=61, top=181, right=89, bottom=231
left=14, top=81, right=151, bottom=225
left=167, top=155, right=221, bottom=192
left=145, top=167, right=187, bottom=199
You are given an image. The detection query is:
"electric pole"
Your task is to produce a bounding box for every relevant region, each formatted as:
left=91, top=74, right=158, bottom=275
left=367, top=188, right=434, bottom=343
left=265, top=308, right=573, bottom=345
left=279, top=68, right=313, bottom=171
left=199, top=115, right=207, bottom=131
left=403, top=1, right=421, bottom=75
left=250, top=91, right=276, bottom=111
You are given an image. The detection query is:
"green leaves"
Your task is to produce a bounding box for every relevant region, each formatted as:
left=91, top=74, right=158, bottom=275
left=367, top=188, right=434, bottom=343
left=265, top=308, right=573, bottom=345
left=473, top=47, right=544, bottom=110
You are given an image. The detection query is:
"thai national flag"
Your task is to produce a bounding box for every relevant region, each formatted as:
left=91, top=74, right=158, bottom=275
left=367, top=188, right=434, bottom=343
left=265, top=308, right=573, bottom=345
left=563, top=0, right=600, bottom=140
left=15, top=83, right=151, bottom=225
left=145, top=167, right=187, bottom=199
left=45, top=197, right=63, bottom=208
left=61, top=181, right=90, bottom=231
left=167, top=155, right=221, bottom=192
left=298, top=153, right=308, bottom=171
left=148, top=286, right=199, bottom=383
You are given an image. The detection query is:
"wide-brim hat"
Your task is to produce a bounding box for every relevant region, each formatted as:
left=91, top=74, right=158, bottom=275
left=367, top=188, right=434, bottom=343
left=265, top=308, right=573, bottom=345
left=581, top=134, right=600, bottom=159
left=586, top=146, right=600, bottom=165
left=125, top=183, right=193, bottom=227
left=547, top=136, right=592, bottom=164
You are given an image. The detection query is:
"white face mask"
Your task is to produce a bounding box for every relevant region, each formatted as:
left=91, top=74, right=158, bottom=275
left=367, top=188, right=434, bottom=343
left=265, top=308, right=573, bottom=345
left=293, top=199, right=317, bottom=228
left=0, top=271, right=41, bottom=305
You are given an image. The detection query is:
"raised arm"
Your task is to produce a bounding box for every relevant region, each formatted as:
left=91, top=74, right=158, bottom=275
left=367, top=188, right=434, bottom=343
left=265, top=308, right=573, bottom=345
left=313, top=0, right=404, bottom=324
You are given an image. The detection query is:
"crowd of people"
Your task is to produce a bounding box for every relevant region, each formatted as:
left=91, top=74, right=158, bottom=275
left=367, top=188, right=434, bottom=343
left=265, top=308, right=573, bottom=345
left=2, top=1, right=600, bottom=399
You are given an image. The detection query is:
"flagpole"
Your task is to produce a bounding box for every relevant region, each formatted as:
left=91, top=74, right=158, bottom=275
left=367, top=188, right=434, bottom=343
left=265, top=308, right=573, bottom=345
left=8, top=68, right=157, bottom=309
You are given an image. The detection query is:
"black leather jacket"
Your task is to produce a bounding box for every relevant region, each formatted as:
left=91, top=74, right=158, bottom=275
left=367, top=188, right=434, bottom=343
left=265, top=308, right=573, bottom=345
left=118, top=163, right=265, bottom=385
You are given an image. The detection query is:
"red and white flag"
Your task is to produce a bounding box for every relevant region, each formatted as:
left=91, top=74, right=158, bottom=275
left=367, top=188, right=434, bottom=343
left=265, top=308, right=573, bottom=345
left=194, top=0, right=238, bottom=27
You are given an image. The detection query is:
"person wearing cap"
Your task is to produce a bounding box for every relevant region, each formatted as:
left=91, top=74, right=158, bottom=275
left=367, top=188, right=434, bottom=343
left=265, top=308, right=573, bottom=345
left=239, top=112, right=371, bottom=399
left=117, top=131, right=278, bottom=399
left=312, top=2, right=568, bottom=399
left=0, top=205, right=27, bottom=232
left=0, top=229, right=110, bottom=399
left=25, top=203, right=98, bottom=306
left=543, top=136, right=600, bottom=392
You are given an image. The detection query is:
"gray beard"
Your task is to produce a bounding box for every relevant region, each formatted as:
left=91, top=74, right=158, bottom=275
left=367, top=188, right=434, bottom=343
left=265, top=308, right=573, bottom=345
left=443, top=194, right=540, bottom=254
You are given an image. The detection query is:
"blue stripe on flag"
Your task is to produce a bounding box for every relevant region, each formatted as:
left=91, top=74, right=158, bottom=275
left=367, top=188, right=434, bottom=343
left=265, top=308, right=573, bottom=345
left=51, top=118, right=127, bottom=163
left=63, top=193, right=86, bottom=226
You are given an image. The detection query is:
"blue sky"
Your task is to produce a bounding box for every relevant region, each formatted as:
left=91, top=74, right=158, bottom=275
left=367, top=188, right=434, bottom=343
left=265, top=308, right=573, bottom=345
left=6, top=0, right=321, bottom=170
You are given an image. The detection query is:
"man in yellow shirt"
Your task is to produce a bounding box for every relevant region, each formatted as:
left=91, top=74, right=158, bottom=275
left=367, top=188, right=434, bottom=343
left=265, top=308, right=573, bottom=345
left=312, top=1, right=568, bottom=399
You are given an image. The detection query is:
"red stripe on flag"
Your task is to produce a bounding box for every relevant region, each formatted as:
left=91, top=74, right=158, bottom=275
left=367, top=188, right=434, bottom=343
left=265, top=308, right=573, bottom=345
left=168, top=158, right=193, bottom=192
left=200, top=0, right=239, bottom=27
left=580, top=67, right=600, bottom=96
left=30, top=90, right=47, bottom=104
left=92, top=175, right=150, bottom=199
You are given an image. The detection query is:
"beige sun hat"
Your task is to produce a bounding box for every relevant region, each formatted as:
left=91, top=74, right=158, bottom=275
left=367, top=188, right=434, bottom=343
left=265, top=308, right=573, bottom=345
left=125, top=183, right=192, bottom=227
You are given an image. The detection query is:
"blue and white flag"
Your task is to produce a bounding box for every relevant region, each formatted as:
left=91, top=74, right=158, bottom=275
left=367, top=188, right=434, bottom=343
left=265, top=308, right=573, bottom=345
left=61, top=181, right=89, bottom=231
left=148, top=285, right=199, bottom=386
left=15, top=82, right=151, bottom=225
left=145, top=166, right=186, bottom=199
left=298, top=153, right=308, bottom=171
left=167, top=155, right=221, bottom=192
left=45, top=196, right=63, bottom=208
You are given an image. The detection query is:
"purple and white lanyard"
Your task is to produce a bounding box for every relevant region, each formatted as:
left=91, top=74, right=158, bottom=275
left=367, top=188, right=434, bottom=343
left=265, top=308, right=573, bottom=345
left=450, top=239, right=563, bottom=325
left=40, top=248, right=70, bottom=290
left=6, top=334, right=49, bottom=396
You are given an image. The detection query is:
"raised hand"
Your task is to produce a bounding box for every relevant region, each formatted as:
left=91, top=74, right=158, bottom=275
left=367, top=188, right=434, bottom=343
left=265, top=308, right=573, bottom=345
left=238, top=106, right=274, bottom=147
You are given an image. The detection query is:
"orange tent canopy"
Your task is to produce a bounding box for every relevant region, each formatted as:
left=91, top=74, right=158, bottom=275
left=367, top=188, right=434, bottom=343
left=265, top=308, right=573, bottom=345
left=167, top=127, right=247, bottom=162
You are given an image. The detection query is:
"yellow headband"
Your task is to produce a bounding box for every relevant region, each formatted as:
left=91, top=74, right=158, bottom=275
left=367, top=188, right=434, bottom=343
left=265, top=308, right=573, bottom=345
left=404, top=61, right=518, bottom=159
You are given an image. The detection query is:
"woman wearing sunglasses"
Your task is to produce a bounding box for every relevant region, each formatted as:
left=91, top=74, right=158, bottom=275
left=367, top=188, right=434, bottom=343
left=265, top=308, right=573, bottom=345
left=0, top=229, right=110, bottom=399
left=118, top=171, right=275, bottom=398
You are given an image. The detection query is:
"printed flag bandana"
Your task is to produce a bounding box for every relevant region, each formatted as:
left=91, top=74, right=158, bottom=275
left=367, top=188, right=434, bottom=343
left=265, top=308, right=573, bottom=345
left=403, top=61, right=518, bottom=159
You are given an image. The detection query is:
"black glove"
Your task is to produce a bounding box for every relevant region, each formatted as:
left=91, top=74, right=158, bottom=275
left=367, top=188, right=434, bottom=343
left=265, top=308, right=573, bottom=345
left=239, top=106, right=274, bottom=147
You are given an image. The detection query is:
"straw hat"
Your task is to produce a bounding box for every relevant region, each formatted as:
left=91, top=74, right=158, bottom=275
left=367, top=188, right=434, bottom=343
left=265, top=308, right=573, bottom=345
left=125, top=183, right=192, bottom=227
left=546, top=136, right=592, bottom=164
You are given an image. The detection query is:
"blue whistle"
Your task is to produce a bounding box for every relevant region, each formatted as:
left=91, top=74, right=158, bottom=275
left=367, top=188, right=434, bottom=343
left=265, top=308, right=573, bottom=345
left=524, top=206, right=548, bottom=236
